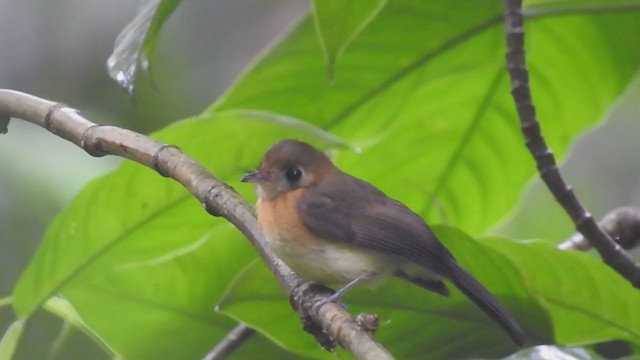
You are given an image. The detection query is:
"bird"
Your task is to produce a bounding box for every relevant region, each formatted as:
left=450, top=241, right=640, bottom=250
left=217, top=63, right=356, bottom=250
left=241, top=139, right=525, bottom=346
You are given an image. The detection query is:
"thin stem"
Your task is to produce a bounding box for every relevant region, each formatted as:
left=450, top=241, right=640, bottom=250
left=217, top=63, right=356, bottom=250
left=503, top=0, right=640, bottom=287
left=0, top=297, right=11, bottom=308
left=47, top=320, right=73, bottom=360
left=202, top=324, right=256, bottom=360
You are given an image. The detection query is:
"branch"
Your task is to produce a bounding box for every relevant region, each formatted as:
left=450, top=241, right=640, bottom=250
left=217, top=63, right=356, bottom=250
left=0, top=89, right=393, bottom=360
left=559, top=207, right=640, bottom=251
left=202, top=324, right=256, bottom=360
left=503, top=0, right=640, bottom=287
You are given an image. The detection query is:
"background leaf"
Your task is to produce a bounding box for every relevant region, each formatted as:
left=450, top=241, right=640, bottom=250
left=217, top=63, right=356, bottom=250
left=311, top=0, right=387, bottom=80
left=214, top=0, right=640, bottom=235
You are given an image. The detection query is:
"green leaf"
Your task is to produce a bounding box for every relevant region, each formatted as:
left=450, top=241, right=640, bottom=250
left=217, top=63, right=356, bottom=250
left=218, top=226, right=640, bottom=359
left=0, top=320, right=24, bottom=360
left=311, top=0, right=387, bottom=80
left=481, top=236, right=640, bottom=346
left=142, top=0, right=182, bottom=57
left=214, top=0, right=640, bottom=235
left=107, top=0, right=182, bottom=93
left=11, top=111, right=344, bottom=358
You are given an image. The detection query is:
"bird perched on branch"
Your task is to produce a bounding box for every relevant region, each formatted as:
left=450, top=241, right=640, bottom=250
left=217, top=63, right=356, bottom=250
left=242, top=139, right=525, bottom=346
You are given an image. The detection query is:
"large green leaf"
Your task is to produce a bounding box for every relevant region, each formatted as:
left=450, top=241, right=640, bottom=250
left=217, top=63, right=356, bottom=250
left=11, top=111, right=343, bottom=358
left=214, top=0, right=640, bottom=235
left=218, top=226, right=640, bottom=359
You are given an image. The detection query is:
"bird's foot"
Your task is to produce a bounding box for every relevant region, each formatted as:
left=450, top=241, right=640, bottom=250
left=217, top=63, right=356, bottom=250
left=311, top=293, right=348, bottom=317
left=309, top=275, right=372, bottom=317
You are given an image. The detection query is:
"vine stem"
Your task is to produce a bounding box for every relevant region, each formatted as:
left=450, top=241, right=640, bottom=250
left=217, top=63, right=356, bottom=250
left=503, top=0, right=640, bottom=287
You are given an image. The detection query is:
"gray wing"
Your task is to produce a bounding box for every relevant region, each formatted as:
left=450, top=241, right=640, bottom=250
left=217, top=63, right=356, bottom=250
left=297, top=173, right=455, bottom=276
left=299, top=174, right=526, bottom=345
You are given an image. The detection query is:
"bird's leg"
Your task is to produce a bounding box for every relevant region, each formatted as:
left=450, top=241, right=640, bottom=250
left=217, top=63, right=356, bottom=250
left=311, top=274, right=370, bottom=316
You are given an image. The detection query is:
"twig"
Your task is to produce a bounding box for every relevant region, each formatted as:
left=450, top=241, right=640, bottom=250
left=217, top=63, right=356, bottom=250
left=559, top=207, right=640, bottom=251
left=47, top=320, right=73, bottom=360
left=202, top=324, right=256, bottom=360
left=0, top=89, right=393, bottom=360
left=503, top=0, right=640, bottom=287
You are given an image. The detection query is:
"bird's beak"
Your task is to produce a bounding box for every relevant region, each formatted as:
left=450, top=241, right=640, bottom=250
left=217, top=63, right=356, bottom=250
left=241, top=171, right=263, bottom=183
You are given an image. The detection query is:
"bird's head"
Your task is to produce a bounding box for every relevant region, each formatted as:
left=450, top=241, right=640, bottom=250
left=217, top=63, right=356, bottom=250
left=241, top=139, right=336, bottom=199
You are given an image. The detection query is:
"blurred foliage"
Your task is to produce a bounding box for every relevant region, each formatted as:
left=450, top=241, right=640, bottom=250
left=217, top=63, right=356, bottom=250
left=0, top=319, right=23, bottom=360
left=3, top=0, right=640, bottom=359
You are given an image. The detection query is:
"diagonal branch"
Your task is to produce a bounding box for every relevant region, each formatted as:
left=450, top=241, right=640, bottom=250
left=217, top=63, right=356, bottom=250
left=202, top=324, right=256, bottom=360
left=503, top=0, right=640, bottom=287
left=0, top=89, right=393, bottom=360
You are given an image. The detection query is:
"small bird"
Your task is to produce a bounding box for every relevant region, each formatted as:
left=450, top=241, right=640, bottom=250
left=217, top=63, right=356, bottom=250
left=241, top=139, right=525, bottom=346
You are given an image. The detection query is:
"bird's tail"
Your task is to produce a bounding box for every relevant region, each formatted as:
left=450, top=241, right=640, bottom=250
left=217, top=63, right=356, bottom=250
left=447, top=261, right=525, bottom=346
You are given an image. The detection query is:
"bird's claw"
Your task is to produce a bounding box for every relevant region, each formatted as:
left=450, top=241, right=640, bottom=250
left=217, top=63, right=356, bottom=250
left=311, top=293, right=348, bottom=317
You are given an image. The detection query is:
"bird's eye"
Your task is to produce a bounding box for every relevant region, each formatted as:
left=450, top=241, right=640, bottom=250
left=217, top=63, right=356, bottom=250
left=285, top=167, right=302, bottom=182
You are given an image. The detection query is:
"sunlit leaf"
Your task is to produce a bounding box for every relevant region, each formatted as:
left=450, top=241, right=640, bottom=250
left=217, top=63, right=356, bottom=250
left=214, top=0, right=640, bottom=235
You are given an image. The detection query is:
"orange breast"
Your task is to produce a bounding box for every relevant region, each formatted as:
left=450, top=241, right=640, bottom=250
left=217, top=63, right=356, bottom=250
left=256, top=189, right=395, bottom=285
left=257, top=188, right=319, bottom=247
